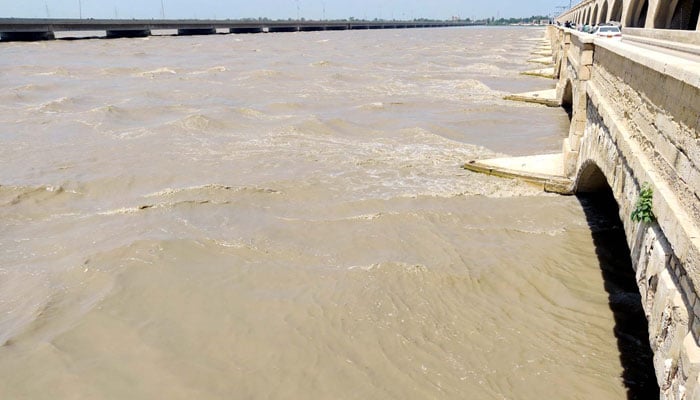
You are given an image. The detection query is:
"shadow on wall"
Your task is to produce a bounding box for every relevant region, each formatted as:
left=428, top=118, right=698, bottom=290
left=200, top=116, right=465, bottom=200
left=562, top=80, right=573, bottom=121
left=577, top=187, right=659, bottom=400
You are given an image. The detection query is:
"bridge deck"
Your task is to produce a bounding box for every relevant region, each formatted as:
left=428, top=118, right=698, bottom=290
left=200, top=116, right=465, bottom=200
left=0, top=18, right=475, bottom=41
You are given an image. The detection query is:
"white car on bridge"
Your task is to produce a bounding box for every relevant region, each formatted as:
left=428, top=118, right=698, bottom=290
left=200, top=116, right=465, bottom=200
left=591, top=25, right=622, bottom=40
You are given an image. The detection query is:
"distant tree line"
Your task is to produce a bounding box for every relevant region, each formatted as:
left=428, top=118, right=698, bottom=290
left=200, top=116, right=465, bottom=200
left=486, top=15, right=551, bottom=25
left=232, top=16, right=549, bottom=24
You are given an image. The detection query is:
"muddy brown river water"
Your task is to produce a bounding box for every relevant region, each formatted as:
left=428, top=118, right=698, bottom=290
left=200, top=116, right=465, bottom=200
left=0, top=26, right=649, bottom=399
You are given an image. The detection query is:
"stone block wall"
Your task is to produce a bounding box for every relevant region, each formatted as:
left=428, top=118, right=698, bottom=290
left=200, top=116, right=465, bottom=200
left=555, top=30, right=596, bottom=177
left=578, top=97, right=699, bottom=399
left=589, top=42, right=700, bottom=285
left=550, top=25, right=700, bottom=399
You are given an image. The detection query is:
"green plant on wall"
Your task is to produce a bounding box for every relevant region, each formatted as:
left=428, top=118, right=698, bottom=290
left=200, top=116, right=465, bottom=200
left=631, top=183, right=656, bottom=223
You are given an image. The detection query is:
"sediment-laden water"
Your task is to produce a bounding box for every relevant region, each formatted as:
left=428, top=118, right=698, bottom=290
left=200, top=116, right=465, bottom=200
left=0, top=27, right=640, bottom=399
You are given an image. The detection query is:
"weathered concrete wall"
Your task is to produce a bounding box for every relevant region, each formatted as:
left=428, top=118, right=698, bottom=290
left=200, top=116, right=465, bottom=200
left=623, top=27, right=700, bottom=46
left=549, top=25, right=700, bottom=398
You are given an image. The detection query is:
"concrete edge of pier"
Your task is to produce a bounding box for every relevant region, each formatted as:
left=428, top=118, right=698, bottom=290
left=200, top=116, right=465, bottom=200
left=504, top=89, right=559, bottom=106
left=520, top=67, right=556, bottom=78
left=463, top=153, right=573, bottom=195
left=527, top=56, right=554, bottom=64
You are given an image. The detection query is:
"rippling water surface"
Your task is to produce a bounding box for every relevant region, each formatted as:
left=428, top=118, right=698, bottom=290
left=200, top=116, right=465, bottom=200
left=0, top=27, right=630, bottom=399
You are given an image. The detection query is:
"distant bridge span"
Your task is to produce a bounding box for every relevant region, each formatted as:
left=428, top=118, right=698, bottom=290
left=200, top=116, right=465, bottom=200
left=0, top=18, right=477, bottom=41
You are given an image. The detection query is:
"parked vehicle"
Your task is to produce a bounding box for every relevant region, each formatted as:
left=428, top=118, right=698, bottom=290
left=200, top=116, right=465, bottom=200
left=591, top=25, right=622, bottom=39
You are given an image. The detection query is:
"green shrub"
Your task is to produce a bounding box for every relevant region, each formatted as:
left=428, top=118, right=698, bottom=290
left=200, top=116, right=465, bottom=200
left=631, top=183, right=656, bottom=223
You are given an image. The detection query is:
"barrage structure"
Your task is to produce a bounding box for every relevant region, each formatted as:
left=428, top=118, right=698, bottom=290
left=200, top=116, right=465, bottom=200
left=551, top=5, right=699, bottom=397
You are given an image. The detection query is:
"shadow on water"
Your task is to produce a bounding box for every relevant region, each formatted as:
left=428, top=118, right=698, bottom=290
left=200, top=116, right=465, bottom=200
left=577, top=188, right=659, bottom=400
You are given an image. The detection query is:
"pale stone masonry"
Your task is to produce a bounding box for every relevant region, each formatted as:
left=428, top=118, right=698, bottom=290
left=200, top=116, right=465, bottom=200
left=549, top=25, right=700, bottom=399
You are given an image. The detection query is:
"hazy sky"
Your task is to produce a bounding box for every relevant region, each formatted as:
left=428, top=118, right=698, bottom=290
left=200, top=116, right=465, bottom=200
left=0, top=1, right=566, bottom=20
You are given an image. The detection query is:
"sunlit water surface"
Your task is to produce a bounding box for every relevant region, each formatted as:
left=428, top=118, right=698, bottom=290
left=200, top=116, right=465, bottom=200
left=0, top=27, right=632, bottom=399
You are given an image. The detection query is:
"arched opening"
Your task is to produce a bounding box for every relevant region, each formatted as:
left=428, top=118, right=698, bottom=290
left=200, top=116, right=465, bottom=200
left=592, top=5, right=599, bottom=26
left=576, top=162, right=609, bottom=193
left=600, top=1, right=609, bottom=24
left=562, top=80, right=574, bottom=120
left=660, top=0, right=700, bottom=30
left=626, top=0, right=650, bottom=27
left=584, top=8, right=591, bottom=25
left=610, top=0, right=623, bottom=23
left=575, top=163, right=659, bottom=398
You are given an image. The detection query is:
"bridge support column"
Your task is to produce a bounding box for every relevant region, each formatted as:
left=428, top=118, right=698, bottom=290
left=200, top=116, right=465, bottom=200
left=561, top=31, right=571, bottom=75
left=268, top=26, right=300, bottom=33
left=560, top=35, right=594, bottom=178
left=106, top=29, right=151, bottom=39
left=177, top=28, right=216, bottom=36
left=0, top=31, right=55, bottom=41
left=230, top=27, right=264, bottom=34
left=299, top=26, right=325, bottom=32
